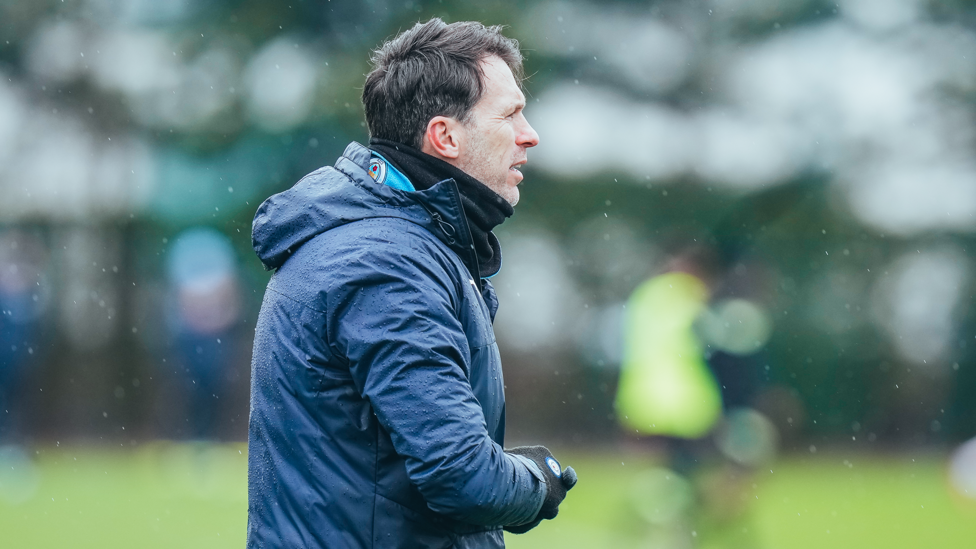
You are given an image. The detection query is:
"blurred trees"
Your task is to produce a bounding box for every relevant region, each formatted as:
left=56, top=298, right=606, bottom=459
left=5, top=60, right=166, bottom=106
left=0, top=0, right=974, bottom=449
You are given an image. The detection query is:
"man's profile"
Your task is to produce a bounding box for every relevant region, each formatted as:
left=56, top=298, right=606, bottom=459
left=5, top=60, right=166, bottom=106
left=246, top=18, right=576, bottom=548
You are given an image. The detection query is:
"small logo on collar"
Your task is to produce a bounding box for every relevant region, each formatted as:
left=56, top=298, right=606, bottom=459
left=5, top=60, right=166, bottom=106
left=368, top=157, right=387, bottom=183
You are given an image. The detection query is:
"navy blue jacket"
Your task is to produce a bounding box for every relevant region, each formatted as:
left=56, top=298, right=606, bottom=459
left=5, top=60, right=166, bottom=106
left=247, top=142, right=545, bottom=548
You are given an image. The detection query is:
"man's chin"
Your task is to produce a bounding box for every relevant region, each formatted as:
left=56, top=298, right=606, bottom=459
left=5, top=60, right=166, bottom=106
left=483, top=177, right=519, bottom=206
left=504, top=175, right=522, bottom=206
left=497, top=182, right=519, bottom=207
left=508, top=188, right=519, bottom=207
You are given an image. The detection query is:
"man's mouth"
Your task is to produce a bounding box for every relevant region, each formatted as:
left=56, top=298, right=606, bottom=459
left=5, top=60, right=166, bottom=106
left=510, top=161, right=526, bottom=174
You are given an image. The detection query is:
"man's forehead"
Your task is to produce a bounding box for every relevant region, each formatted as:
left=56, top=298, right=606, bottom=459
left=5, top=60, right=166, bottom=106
left=480, top=56, right=524, bottom=108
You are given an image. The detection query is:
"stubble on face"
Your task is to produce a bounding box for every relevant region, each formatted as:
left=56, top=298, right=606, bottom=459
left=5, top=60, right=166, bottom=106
left=452, top=56, right=537, bottom=207
left=459, top=116, right=521, bottom=206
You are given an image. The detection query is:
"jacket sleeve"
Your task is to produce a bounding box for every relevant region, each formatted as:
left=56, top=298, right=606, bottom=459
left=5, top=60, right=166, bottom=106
left=324, top=235, right=545, bottom=527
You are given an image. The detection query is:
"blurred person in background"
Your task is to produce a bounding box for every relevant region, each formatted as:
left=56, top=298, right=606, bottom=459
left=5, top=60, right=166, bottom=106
left=616, top=244, right=775, bottom=547
left=165, top=227, right=243, bottom=440
left=247, top=19, right=576, bottom=548
left=0, top=231, right=49, bottom=444
left=615, top=245, right=725, bottom=443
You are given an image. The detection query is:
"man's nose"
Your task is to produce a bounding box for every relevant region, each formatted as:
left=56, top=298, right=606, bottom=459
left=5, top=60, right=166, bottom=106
left=517, top=114, right=540, bottom=148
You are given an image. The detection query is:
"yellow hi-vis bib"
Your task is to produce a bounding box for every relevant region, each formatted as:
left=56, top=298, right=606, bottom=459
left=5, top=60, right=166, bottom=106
left=615, top=272, right=723, bottom=438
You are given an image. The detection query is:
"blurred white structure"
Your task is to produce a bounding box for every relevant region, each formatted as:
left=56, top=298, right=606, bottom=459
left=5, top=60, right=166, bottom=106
left=244, top=37, right=322, bottom=132
left=58, top=228, right=123, bottom=351
left=0, top=76, right=154, bottom=222
left=872, top=248, right=970, bottom=366
left=839, top=0, right=923, bottom=31
left=24, top=21, right=88, bottom=83
left=527, top=1, right=976, bottom=234
left=949, top=437, right=976, bottom=500
left=492, top=230, right=580, bottom=353
left=524, top=2, right=695, bottom=94
left=531, top=85, right=694, bottom=181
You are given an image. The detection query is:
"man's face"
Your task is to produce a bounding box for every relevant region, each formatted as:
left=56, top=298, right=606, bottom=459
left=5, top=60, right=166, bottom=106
left=455, top=56, right=540, bottom=207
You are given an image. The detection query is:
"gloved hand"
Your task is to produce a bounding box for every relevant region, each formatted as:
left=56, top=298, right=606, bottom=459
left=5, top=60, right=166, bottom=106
left=503, top=446, right=578, bottom=534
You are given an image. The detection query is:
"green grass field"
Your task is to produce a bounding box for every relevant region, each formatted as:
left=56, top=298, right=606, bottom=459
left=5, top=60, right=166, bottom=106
left=2, top=443, right=975, bottom=548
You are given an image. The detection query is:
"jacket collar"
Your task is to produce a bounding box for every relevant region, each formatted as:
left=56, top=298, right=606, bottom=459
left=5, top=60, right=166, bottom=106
left=335, top=142, right=483, bottom=283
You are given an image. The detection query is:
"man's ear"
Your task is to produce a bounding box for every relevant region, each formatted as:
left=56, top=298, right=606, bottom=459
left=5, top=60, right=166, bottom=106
left=421, top=116, right=462, bottom=160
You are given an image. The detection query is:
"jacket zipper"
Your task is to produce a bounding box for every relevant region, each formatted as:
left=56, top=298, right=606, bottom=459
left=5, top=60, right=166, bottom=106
left=426, top=181, right=482, bottom=292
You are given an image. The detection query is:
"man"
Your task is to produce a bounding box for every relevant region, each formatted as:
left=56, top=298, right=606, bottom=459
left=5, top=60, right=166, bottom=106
left=247, top=19, right=576, bottom=548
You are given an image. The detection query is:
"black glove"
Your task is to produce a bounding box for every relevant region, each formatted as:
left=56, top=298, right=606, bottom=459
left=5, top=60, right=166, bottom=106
left=503, top=446, right=578, bottom=534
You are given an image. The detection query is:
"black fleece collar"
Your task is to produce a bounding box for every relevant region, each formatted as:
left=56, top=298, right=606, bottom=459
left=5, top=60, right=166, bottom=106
left=369, top=138, right=513, bottom=278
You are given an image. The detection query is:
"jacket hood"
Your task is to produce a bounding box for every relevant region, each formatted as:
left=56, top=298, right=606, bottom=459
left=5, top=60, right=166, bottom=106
left=252, top=142, right=475, bottom=271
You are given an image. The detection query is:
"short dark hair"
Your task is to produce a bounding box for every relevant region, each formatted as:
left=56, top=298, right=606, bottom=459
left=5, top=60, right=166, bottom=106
left=362, top=18, right=524, bottom=149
